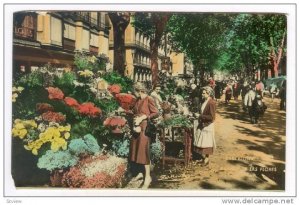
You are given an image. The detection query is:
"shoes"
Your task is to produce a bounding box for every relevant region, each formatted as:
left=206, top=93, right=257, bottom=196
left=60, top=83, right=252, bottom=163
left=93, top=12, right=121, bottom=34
left=194, top=159, right=204, bottom=165
left=132, top=173, right=143, bottom=182
left=141, top=177, right=152, bottom=189
left=202, top=158, right=209, bottom=166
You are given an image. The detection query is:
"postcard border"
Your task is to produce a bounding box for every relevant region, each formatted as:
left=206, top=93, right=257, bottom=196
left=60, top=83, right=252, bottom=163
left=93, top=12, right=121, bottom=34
left=2, top=2, right=297, bottom=198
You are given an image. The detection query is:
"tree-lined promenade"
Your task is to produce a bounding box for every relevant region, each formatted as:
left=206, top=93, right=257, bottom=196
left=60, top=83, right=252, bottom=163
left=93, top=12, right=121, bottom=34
left=110, top=12, right=286, bottom=84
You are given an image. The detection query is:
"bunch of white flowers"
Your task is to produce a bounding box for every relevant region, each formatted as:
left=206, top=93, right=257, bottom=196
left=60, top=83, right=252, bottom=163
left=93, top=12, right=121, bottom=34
left=81, top=155, right=127, bottom=177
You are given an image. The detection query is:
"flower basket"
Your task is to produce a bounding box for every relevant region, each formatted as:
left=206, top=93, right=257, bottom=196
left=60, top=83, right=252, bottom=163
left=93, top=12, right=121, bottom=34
left=111, top=127, right=122, bottom=134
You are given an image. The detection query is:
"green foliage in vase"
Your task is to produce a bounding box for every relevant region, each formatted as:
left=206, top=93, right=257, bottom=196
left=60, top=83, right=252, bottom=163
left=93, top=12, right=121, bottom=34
left=70, top=85, right=94, bottom=103
left=12, top=87, right=48, bottom=119
left=94, top=97, right=119, bottom=114
left=70, top=119, right=91, bottom=139
left=17, top=71, right=44, bottom=89
left=102, top=72, right=134, bottom=93
left=74, top=52, right=106, bottom=72
left=158, top=114, right=192, bottom=128
left=53, top=72, right=76, bottom=96
left=74, top=52, right=93, bottom=71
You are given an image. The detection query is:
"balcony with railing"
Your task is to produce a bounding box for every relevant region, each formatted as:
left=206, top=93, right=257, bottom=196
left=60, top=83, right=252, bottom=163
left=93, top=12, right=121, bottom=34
left=133, top=58, right=151, bottom=69
left=68, top=12, right=107, bottom=31
left=74, top=12, right=90, bottom=23
left=89, top=16, right=98, bottom=29
left=134, top=40, right=150, bottom=50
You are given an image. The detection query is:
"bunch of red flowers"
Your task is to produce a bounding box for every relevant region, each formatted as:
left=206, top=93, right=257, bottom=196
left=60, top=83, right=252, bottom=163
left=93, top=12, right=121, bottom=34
left=64, top=97, right=80, bottom=108
left=36, top=103, right=54, bottom=113
left=45, top=85, right=104, bottom=118
left=107, top=84, right=121, bottom=95
left=114, top=93, right=136, bottom=111
left=77, top=102, right=102, bottom=118
left=46, top=87, right=64, bottom=100
left=41, top=111, right=66, bottom=123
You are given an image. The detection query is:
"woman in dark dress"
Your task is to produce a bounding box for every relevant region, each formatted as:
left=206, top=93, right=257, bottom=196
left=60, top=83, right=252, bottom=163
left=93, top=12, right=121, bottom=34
left=129, top=82, right=159, bottom=189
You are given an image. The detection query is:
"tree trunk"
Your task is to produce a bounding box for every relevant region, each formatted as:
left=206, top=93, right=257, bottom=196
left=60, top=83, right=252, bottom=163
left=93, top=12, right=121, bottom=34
left=150, top=39, right=159, bottom=86
left=108, top=13, right=130, bottom=76
left=199, top=69, right=205, bottom=87
left=150, top=14, right=170, bottom=87
left=270, top=31, right=286, bottom=78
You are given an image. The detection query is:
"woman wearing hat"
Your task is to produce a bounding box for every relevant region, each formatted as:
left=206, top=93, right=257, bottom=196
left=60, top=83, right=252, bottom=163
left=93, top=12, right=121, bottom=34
left=129, top=82, right=159, bottom=189
left=193, top=86, right=216, bottom=166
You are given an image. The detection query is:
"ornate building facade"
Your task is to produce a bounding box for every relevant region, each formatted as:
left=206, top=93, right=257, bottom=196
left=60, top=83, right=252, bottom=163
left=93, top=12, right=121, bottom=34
left=13, top=11, right=110, bottom=76
left=108, top=14, right=191, bottom=83
left=13, top=11, right=193, bottom=84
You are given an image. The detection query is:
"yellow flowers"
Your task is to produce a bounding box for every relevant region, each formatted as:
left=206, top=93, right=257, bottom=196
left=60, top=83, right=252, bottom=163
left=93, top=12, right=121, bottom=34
left=24, top=125, right=71, bottom=155
left=12, top=86, right=24, bottom=102
left=12, top=128, right=27, bottom=139
left=12, top=119, right=37, bottom=139
left=88, top=56, right=97, bottom=64
left=64, top=132, right=70, bottom=139
left=78, top=70, right=94, bottom=77
left=12, top=86, right=24, bottom=93
left=12, top=119, right=71, bottom=156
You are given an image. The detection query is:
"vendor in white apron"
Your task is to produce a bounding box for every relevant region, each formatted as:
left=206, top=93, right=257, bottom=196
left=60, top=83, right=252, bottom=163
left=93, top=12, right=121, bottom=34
left=193, top=86, right=216, bottom=166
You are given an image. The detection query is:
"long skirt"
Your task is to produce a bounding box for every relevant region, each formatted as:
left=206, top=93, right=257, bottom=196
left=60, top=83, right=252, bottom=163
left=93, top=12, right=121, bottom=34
left=129, top=120, right=150, bottom=165
left=193, top=123, right=216, bottom=155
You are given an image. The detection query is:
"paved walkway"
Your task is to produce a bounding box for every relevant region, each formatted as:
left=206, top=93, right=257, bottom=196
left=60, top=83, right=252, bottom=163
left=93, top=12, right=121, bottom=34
left=145, top=96, right=286, bottom=190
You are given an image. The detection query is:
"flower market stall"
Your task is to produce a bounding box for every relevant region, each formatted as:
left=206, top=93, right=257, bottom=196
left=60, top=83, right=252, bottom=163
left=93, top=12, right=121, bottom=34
left=11, top=52, right=195, bottom=188
left=11, top=52, right=165, bottom=188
